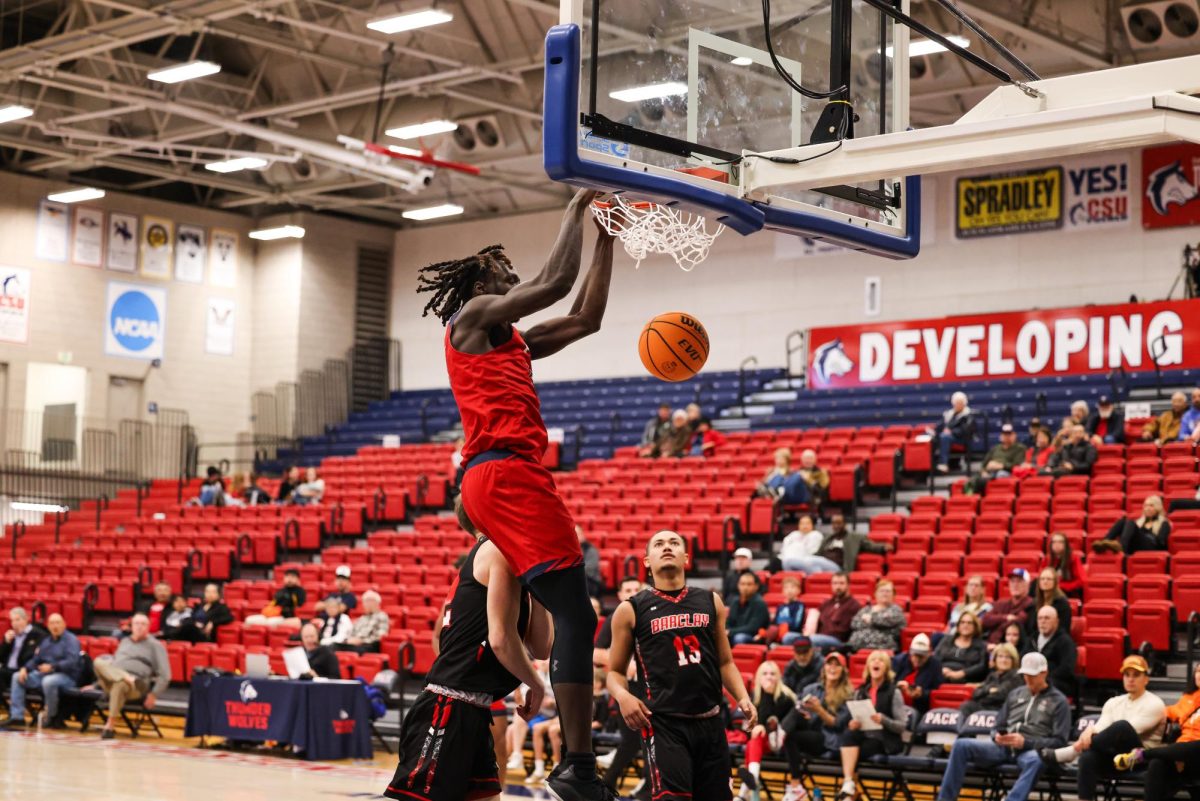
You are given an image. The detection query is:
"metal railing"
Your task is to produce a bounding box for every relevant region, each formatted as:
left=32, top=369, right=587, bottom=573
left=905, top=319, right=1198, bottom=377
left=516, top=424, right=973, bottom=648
left=785, top=330, right=807, bottom=384
left=737, top=356, right=759, bottom=415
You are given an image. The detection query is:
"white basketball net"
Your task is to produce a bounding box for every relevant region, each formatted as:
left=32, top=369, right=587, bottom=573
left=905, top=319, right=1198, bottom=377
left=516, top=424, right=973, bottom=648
left=590, top=196, right=725, bottom=271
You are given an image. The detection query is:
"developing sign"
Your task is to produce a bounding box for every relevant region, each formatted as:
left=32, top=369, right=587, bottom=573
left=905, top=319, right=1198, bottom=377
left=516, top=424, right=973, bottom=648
left=807, top=300, right=1200, bottom=389
left=105, top=281, right=166, bottom=360
left=956, top=166, right=1063, bottom=238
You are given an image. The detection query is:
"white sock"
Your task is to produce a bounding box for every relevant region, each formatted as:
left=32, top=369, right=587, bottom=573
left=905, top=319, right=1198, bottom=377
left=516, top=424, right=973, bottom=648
left=534, top=759, right=544, bottom=772
left=1055, top=745, right=1078, bottom=763
left=749, top=763, right=761, bottom=778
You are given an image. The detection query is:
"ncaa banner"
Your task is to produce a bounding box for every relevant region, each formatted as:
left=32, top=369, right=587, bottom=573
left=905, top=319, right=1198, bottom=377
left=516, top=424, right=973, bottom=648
left=807, top=299, right=1200, bottom=390
left=105, top=281, right=166, bottom=360
left=956, top=166, right=1063, bottom=238
left=1064, top=156, right=1131, bottom=231
left=1142, top=142, right=1200, bottom=230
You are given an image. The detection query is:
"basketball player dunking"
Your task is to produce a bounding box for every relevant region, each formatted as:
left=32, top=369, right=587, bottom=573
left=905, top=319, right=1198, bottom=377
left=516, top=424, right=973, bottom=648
left=606, top=531, right=758, bottom=801
left=417, top=188, right=614, bottom=801
left=386, top=501, right=552, bottom=801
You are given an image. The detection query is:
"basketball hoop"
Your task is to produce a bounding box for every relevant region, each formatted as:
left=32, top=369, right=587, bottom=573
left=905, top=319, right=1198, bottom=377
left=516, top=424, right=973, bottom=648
left=591, top=195, right=724, bottom=272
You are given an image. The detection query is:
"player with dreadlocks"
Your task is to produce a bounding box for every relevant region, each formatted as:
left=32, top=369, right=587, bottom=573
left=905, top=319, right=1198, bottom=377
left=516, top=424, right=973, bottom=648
left=419, top=188, right=615, bottom=801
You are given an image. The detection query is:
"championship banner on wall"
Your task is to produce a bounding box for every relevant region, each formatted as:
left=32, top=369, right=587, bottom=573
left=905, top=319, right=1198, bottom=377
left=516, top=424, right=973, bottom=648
left=1142, top=142, right=1200, bottom=230
left=807, top=299, right=1200, bottom=389
left=0, top=267, right=31, bottom=344
left=956, top=166, right=1063, bottom=238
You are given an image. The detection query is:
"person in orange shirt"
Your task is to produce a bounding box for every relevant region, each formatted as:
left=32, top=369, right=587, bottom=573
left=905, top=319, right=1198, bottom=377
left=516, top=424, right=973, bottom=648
left=1114, top=662, right=1200, bottom=797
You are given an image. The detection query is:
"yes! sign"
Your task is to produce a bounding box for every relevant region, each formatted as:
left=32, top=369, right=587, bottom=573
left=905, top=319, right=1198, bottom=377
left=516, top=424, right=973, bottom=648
left=105, top=281, right=166, bottom=360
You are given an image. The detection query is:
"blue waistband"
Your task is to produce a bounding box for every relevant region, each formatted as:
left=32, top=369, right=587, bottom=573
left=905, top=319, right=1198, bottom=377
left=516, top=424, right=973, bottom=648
left=464, top=449, right=521, bottom=471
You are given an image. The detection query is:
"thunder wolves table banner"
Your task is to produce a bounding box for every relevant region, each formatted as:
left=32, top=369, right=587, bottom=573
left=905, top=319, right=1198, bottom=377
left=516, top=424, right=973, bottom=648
left=807, top=299, right=1200, bottom=389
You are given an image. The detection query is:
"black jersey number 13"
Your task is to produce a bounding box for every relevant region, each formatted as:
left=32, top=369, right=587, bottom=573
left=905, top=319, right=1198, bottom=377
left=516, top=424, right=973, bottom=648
left=673, top=634, right=703, bottom=666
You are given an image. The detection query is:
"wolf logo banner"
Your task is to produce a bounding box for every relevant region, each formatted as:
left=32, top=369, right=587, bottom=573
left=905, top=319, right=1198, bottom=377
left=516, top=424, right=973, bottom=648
left=1143, top=142, right=1200, bottom=229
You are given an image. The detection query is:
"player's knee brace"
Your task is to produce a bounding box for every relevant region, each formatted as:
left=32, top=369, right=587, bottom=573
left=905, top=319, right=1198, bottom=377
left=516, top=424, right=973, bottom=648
left=527, top=567, right=597, bottom=685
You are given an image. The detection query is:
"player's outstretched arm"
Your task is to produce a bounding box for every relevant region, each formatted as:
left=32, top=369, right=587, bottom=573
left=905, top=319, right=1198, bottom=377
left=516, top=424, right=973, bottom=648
left=458, top=188, right=599, bottom=331
left=484, top=547, right=545, bottom=717
left=713, top=592, right=758, bottom=729
left=523, top=218, right=614, bottom=360
left=605, top=601, right=652, bottom=730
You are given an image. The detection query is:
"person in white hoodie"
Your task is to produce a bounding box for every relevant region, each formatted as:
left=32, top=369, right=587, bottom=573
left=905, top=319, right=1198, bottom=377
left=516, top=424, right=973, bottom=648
left=780, top=515, right=839, bottom=574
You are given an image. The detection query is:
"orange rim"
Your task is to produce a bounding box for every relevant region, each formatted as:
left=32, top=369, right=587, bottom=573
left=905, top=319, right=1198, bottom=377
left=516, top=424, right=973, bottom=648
left=593, top=199, right=657, bottom=211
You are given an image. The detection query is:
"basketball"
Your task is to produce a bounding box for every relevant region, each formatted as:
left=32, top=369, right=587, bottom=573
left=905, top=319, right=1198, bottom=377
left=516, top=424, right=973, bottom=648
left=638, top=311, right=710, bottom=382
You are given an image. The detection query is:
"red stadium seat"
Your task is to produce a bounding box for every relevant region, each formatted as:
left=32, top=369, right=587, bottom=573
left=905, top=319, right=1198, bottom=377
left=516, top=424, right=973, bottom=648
left=1127, top=601, right=1173, bottom=652
left=1081, top=628, right=1129, bottom=682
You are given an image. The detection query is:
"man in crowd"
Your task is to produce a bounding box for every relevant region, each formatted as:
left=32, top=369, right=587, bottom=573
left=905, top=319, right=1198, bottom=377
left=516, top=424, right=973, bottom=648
left=1141, top=391, right=1188, bottom=445
left=936, top=652, right=1071, bottom=801
left=298, top=622, right=342, bottom=679
left=813, top=514, right=892, bottom=574
left=971, top=423, right=1026, bottom=493
left=331, top=565, right=357, bottom=613
left=1043, top=424, right=1097, bottom=476
left=983, top=569, right=1035, bottom=643
left=1181, top=388, right=1200, bottom=443
left=650, top=409, right=693, bottom=458
left=892, top=633, right=942, bottom=716
left=593, top=576, right=643, bottom=667
left=193, top=583, right=234, bottom=642
left=5, top=613, right=81, bottom=729
left=723, top=548, right=756, bottom=601
left=0, top=607, right=44, bottom=692
left=128, top=581, right=173, bottom=636
left=935, top=391, right=974, bottom=473
left=726, top=572, right=770, bottom=645
left=1041, top=655, right=1165, bottom=801
left=1086, top=396, right=1125, bottom=445
left=336, top=590, right=390, bottom=654
left=810, top=572, right=862, bottom=649
left=783, top=637, right=824, bottom=695
left=796, top=449, right=831, bottom=510
left=1025, top=606, right=1077, bottom=697
left=640, top=403, right=671, bottom=452
left=245, top=568, right=307, bottom=626
left=92, top=613, right=170, bottom=739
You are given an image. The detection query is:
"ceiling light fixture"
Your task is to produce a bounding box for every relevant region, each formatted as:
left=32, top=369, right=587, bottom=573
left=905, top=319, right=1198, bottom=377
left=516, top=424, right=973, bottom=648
left=46, top=187, right=105, bottom=204
left=148, top=60, right=222, bottom=84
left=385, top=120, right=459, bottom=139
left=608, top=82, right=689, bottom=102
left=0, top=105, right=34, bottom=124
left=206, top=157, right=270, bottom=173
left=730, top=56, right=754, bottom=66
left=249, top=225, right=306, bottom=240
left=367, top=8, right=454, bottom=34
left=402, top=203, right=464, bottom=221
left=888, top=35, right=969, bottom=58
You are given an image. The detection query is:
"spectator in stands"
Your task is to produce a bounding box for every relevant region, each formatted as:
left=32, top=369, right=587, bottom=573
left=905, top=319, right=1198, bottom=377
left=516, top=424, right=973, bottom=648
left=5, top=613, right=80, bottom=729
left=242, top=472, right=272, bottom=506
left=1051, top=416, right=1075, bottom=450
left=1037, top=533, right=1086, bottom=599
left=92, top=613, right=169, bottom=739
left=1141, top=391, right=1188, bottom=444
left=245, top=568, right=306, bottom=627
left=934, top=391, right=974, bottom=473
left=337, top=590, right=390, bottom=654
left=782, top=650, right=851, bottom=766
left=276, top=465, right=300, bottom=503
left=783, top=637, right=824, bottom=694
left=593, top=576, right=642, bottom=667
left=937, top=652, right=1071, bottom=801
left=577, top=526, right=603, bottom=599
left=983, top=569, right=1035, bottom=644
left=695, top=417, right=726, bottom=457
left=1042, top=424, right=1097, bottom=476
left=298, top=621, right=341, bottom=680
left=1094, top=495, right=1171, bottom=554
left=596, top=581, right=646, bottom=794
left=1014, top=426, right=1056, bottom=478
left=1086, top=396, right=1125, bottom=445
left=530, top=706, right=563, bottom=785
left=847, top=579, right=906, bottom=652
left=1025, top=606, right=1077, bottom=696
left=811, top=572, right=862, bottom=649
left=780, top=515, right=836, bottom=574
left=131, top=582, right=173, bottom=636
left=331, top=565, right=357, bottom=613
left=639, top=403, right=672, bottom=455
left=193, top=583, right=233, bottom=642
left=948, top=576, right=993, bottom=632
left=838, top=650, right=907, bottom=800
left=1114, top=662, right=1200, bottom=797
left=647, top=409, right=693, bottom=458
left=738, top=660, right=797, bottom=798
left=685, top=402, right=703, bottom=431
left=957, top=643, right=1022, bottom=724
left=190, top=465, right=226, bottom=506
left=1043, top=655, right=1164, bottom=801
left=1070, top=399, right=1090, bottom=426
left=289, top=467, right=325, bottom=505
left=813, top=514, right=892, bottom=574
left=797, top=449, right=831, bottom=510
left=754, top=447, right=809, bottom=505
left=727, top=572, right=771, bottom=645
left=774, top=577, right=806, bottom=644
left=1000, top=621, right=1028, bottom=655
left=892, top=633, right=942, bottom=715
left=1024, top=417, right=1044, bottom=447
left=971, top=423, right=1027, bottom=493
left=1183, top=387, right=1200, bottom=442
left=315, top=595, right=352, bottom=646
left=161, top=595, right=200, bottom=642
left=1027, top=568, right=1072, bottom=640
left=1, top=607, right=44, bottom=694
left=723, top=548, right=756, bottom=601
left=936, top=611, right=989, bottom=684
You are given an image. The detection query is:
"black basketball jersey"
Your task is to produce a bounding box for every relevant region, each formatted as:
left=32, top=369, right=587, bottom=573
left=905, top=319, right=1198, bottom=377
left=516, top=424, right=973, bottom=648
left=426, top=541, right=531, bottom=701
left=629, top=585, right=722, bottom=716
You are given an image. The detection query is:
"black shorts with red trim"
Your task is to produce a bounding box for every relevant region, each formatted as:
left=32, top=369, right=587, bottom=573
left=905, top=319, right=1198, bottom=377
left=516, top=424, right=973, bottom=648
left=384, top=690, right=499, bottom=801
left=641, top=713, right=732, bottom=801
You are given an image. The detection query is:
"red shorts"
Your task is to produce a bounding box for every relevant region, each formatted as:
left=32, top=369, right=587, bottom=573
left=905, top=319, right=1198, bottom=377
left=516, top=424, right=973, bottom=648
left=460, top=455, right=582, bottom=581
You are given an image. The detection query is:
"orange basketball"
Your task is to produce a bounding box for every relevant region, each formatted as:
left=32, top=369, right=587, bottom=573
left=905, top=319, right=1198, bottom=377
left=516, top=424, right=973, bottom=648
left=638, top=311, right=710, bottom=382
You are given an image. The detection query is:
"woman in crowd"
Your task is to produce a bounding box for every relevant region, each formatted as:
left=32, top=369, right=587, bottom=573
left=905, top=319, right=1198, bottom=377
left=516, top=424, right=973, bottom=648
left=934, top=611, right=989, bottom=684
left=1037, top=532, right=1086, bottom=598
left=781, top=515, right=838, bottom=575
left=956, top=643, right=1023, bottom=726
left=193, top=582, right=234, bottom=642
left=848, top=580, right=906, bottom=652
left=947, top=576, right=993, bottom=632
left=837, top=650, right=907, bottom=801
left=1014, top=427, right=1056, bottom=478
left=782, top=652, right=853, bottom=801
left=1114, top=662, right=1200, bottom=797
left=1095, top=495, right=1171, bottom=554
left=161, top=595, right=199, bottom=642
left=738, top=660, right=798, bottom=798
left=755, top=447, right=809, bottom=505
left=1026, top=567, right=1072, bottom=639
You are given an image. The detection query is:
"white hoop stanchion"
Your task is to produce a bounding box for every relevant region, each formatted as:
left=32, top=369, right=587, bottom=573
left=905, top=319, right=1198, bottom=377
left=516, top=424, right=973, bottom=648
left=590, top=196, right=725, bottom=271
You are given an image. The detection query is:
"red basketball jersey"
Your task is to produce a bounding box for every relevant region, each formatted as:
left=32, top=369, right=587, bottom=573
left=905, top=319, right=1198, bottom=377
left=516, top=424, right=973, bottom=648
left=446, top=323, right=547, bottom=463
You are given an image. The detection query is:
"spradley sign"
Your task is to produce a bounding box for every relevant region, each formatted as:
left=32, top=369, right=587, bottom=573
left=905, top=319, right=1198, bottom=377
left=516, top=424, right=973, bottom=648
left=808, top=300, right=1200, bottom=389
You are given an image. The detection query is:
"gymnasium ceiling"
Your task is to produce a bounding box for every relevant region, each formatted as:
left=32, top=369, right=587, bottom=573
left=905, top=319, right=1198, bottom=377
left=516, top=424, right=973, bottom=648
left=0, top=0, right=1194, bottom=228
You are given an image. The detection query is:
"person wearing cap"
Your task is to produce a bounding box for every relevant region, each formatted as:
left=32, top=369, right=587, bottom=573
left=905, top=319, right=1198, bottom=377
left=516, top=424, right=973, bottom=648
left=1182, top=387, right=1200, bottom=443
left=332, top=565, right=358, bottom=613
left=783, top=637, right=824, bottom=695
left=723, top=548, right=757, bottom=602
left=245, top=567, right=307, bottom=626
left=891, top=633, right=942, bottom=715
left=1023, top=605, right=1077, bottom=697
left=982, top=569, right=1035, bottom=644
left=726, top=571, right=771, bottom=645
left=970, top=423, right=1027, bottom=493
left=781, top=652, right=852, bottom=801
left=1040, top=654, right=1164, bottom=800
left=936, top=651, right=1071, bottom=801
left=1042, top=423, right=1097, bottom=477
left=811, top=572, right=863, bottom=649
left=1113, top=662, right=1200, bottom=797
left=1085, top=395, right=1125, bottom=445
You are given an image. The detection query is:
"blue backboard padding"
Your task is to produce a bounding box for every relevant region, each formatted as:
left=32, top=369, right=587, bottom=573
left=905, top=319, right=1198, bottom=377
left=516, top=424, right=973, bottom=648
left=542, top=23, right=922, bottom=258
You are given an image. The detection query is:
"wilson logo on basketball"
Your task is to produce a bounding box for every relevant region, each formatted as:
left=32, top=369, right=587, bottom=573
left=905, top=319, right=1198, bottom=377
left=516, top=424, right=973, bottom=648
left=639, top=311, right=710, bottom=383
